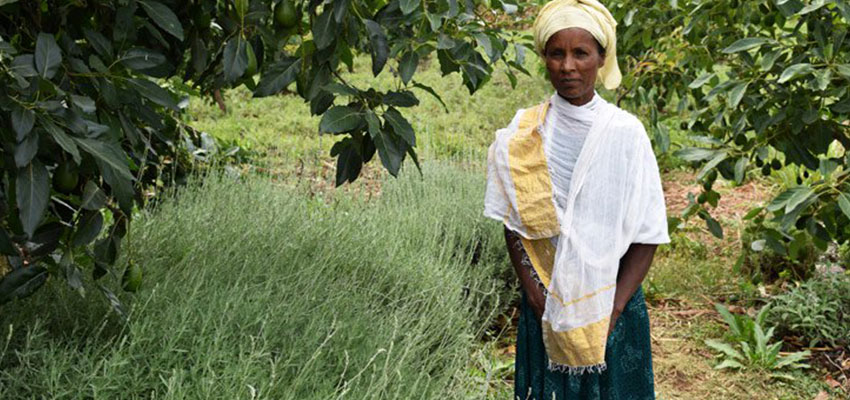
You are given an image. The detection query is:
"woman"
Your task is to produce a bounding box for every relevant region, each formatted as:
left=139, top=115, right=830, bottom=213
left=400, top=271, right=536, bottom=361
left=483, top=1, right=670, bottom=398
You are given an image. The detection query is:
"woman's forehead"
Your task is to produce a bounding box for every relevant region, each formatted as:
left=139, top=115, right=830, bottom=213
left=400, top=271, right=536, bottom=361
left=546, top=27, right=597, bottom=47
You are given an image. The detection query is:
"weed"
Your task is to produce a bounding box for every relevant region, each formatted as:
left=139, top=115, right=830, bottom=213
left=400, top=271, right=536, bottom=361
left=705, top=303, right=810, bottom=377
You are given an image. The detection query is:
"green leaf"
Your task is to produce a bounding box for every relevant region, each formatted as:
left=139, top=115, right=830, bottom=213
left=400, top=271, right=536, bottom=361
left=81, top=181, right=108, bottom=211
left=11, top=54, right=37, bottom=78
left=399, top=0, right=419, bottom=14
left=73, top=138, right=134, bottom=182
left=384, top=107, right=415, bottom=146
left=332, top=138, right=362, bottom=186
left=836, top=64, right=850, bottom=79
left=697, top=152, right=728, bottom=181
left=254, top=57, right=301, bottom=97
left=411, top=81, right=448, bottom=113
left=673, top=147, right=718, bottom=162
left=767, top=187, right=798, bottom=212
left=727, top=81, right=749, bottom=109
left=323, top=82, right=360, bottom=96
left=760, top=50, right=782, bottom=71
left=375, top=128, right=406, bottom=176
left=234, top=0, right=248, bottom=18
left=798, top=0, right=827, bottom=14
left=122, top=260, right=143, bottom=293
left=399, top=51, right=419, bottom=85
left=743, top=207, right=763, bottom=220
left=722, top=37, right=770, bottom=54
left=813, top=69, right=832, bottom=91
left=11, top=106, right=35, bottom=141
left=333, top=0, right=349, bottom=23
left=128, top=78, right=178, bottom=110
left=138, top=0, right=184, bottom=40
left=15, top=131, right=39, bottom=168
left=61, top=254, right=83, bottom=293
left=838, top=193, right=850, bottom=219
left=307, top=65, right=332, bottom=101
left=383, top=91, right=419, bottom=107
left=70, top=95, right=97, bottom=114
left=363, top=20, right=388, bottom=76
left=474, top=33, right=501, bottom=63
left=94, top=236, right=119, bottom=269
left=312, top=10, right=336, bottom=50
left=72, top=211, right=104, bottom=247
left=774, top=350, right=810, bottom=369
left=778, top=63, right=814, bottom=84
left=89, top=54, right=108, bottom=73
left=16, top=160, right=49, bottom=237
left=714, top=359, right=745, bottom=370
left=406, top=145, right=422, bottom=176
left=35, top=33, right=61, bottom=79
left=319, top=106, right=363, bottom=133
left=784, top=185, right=813, bottom=213
left=437, top=34, right=457, bottom=50
left=837, top=1, right=850, bottom=21
left=83, top=28, right=113, bottom=60
left=0, top=266, right=48, bottom=304
left=705, top=339, right=743, bottom=360
left=734, top=156, right=747, bottom=184
left=713, top=303, right=741, bottom=336
left=42, top=118, right=81, bottom=165
left=705, top=215, right=723, bottom=239
left=223, top=38, right=249, bottom=83
left=120, top=47, right=166, bottom=70
left=364, top=110, right=382, bottom=139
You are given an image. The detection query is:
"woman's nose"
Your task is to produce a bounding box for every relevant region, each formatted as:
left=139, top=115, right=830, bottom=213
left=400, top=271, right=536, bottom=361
left=560, top=56, right=576, bottom=73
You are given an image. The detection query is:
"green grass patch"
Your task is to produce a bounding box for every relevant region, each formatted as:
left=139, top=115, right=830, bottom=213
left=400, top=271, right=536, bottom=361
left=0, top=163, right=513, bottom=399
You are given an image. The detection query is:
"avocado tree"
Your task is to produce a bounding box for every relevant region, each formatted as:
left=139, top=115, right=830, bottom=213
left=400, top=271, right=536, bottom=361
left=614, top=0, right=850, bottom=274
left=0, top=0, right=528, bottom=311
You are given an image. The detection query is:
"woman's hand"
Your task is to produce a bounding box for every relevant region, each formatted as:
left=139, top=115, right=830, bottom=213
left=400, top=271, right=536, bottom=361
left=608, top=243, right=658, bottom=338
left=504, top=227, right=546, bottom=321
left=607, top=306, right=623, bottom=336
left=523, top=269, right=547, bottom=320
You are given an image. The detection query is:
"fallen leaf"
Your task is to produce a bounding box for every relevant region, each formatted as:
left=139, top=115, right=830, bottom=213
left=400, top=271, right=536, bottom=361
left=825, top=375, right=841, bottom=389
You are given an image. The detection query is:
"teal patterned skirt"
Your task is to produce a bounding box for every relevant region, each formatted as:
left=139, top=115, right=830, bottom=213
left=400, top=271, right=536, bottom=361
left=514, top=287, right=655, bottom=400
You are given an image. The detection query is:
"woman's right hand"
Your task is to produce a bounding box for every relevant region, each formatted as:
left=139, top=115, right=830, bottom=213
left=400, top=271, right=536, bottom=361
left=504, top=226, right=546, bottom=321
left=524, top=276, right=546, bottom=320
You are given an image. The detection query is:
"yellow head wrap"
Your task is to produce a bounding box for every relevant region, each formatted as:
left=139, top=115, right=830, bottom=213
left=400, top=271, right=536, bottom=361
left=532, top=0, right=622, bottom=90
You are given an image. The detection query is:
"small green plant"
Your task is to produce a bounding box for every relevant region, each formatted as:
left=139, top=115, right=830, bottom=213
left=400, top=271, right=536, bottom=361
left=704, top=303, right=810, bottom=375
left=767, top=273, right=850, bottom=348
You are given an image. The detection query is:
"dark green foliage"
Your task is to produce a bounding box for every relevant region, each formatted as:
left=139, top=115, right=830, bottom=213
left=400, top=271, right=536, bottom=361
left=615, top=0, right=850, bottom=264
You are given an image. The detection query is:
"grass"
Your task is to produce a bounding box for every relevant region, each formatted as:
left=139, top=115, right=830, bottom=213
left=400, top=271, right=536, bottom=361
left=0, top=164, right=514, bottom=399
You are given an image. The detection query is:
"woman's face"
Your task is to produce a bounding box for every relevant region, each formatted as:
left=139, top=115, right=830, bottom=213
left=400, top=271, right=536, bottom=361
left=543, top=28, right=605, bottom=106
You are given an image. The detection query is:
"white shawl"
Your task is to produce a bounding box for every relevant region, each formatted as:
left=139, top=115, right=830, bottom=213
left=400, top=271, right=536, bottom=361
left=483, top=95, right=669, bottom=373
